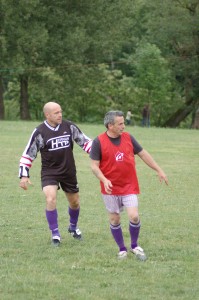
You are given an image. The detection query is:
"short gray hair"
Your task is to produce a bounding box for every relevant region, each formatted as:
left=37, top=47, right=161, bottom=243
left=104, top=111, right=124, bottom=128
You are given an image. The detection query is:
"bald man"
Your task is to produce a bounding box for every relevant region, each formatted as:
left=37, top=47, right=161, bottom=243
left=19, top=102, right=92, bottom=246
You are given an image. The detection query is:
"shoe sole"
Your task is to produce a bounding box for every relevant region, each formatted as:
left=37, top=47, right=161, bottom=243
left=130, top=249, right=147, bottom=261
left=52, top=236, right=61, bottom=247
left=134, top=253, right=147, bottom=261
left=68, top=229, right=82, bottom=240
left=69, top=233, right=82, bottom=240
left=52, top=240, right=60, bottom=247
left=118, top=252, right=128, bottom=260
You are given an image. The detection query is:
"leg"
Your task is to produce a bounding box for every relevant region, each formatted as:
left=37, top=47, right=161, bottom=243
left=43, top=185, right=57, bottom=210
left=65, top=192, right=82, bottom=239
left=109, top=212, right=127, bottom=256
left=43, top=185, right=60, bottom=244
left=66, top=192, right=80, bottom=210
left=126, top=206, right=147, bottom=261
left=102, top=194, right=127, bottom=258
left=126, top=206, right=140, bottom=248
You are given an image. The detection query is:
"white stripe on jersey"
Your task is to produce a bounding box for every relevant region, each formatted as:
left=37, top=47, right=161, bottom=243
left=83, top=140, right=92, bottom=153
left=20, top=156, right=32, bottom=166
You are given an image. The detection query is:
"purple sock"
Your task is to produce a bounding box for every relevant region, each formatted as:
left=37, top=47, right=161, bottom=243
left=110, top=224, right=127, bottom=252
left=129, top=221, right=140, bottom=249
left=68, top=207, right=80, bottom=230
left=45, top=209, right=60, bottom=237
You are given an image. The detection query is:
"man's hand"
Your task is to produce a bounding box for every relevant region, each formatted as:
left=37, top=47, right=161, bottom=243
left=157, top=170, right=168, bottom=185
left=103, top=179, right=113, bottom=194
left=19, top=177, right=32, bottom=190
left=138, top=150, right=168, bottom=185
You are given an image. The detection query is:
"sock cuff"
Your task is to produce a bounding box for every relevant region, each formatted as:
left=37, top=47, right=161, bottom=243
left=46, top=209, right=57, bottom=215
left=110, top=223, right=121, bottom=230
left=129, top=221, right=141, bottom=228
left=68, top=207, right=80, bottom=212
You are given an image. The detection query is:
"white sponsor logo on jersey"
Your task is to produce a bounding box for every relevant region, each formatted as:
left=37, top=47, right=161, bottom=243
left=47, top=135, right=70, bottom=151
left=115, top=151, right=124, bottom=161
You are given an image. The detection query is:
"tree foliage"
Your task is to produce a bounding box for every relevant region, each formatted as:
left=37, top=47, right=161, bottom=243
left=1, top=0, right=199, bottom=127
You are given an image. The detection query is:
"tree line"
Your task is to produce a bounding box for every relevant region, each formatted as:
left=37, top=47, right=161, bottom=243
left=0, top=0, right=199, bottom=127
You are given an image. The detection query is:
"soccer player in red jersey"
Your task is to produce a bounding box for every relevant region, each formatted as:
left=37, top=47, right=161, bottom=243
left=90, top=111, right=168, bottom=260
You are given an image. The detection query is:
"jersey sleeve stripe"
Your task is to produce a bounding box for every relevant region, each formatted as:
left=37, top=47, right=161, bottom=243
left=83, top=140, right=92, bottom=153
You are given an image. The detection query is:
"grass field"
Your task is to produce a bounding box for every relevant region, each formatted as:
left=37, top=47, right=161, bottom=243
left=0, top=121, right=199, bottom=300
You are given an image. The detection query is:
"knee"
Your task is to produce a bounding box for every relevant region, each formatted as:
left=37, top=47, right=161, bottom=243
left=130, top=214, right=140, bottom=224
left=109, top=214, right=120, bottom=225
left=70, top=201, right=79, bottom=209
left=46, top=197, right=56, bottom=210
left=68, top=195, right=80, bottom=209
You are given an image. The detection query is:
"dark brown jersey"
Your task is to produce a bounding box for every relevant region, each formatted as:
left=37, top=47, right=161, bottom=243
left=19, top=120, right=92, bottom=179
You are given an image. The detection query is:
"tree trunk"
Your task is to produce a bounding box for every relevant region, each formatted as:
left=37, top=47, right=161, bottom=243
left=192, top=107, right=199, bottom=129
left=163, top=78, right=196, bottom=127
left=0, top=76, right=5, bottom=119
left=20, top=75, right=31, bottom=120
left=163, top=104, right=194, bottom=127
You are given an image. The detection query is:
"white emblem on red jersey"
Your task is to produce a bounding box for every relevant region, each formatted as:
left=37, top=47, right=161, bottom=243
left=115, top=151, right=124, bottom=161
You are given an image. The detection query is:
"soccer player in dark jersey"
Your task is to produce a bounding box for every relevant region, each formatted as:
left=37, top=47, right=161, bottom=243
left=19, top=102, right=92, bottom=246
left=90, top=111, right=168, bottom=260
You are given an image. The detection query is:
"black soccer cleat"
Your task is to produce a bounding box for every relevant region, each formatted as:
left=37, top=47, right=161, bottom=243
left=68, top=228, right=82, bottom=240
left=52, top=235, right=61, bottom=247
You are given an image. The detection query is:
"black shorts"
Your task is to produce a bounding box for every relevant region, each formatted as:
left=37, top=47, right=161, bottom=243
left=41, top=175, right=79, bottom=193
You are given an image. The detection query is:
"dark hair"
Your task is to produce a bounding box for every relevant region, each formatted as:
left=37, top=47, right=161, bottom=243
left=104, top=111, right=124, bottom=128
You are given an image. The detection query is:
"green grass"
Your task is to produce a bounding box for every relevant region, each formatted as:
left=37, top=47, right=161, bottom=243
left=0, top=121, right=199, bottom=300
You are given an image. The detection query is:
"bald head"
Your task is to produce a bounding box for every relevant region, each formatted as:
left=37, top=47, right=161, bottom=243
left=43, top=102, right=63, bottom=127
left=43, top=102, right=61, bottom=115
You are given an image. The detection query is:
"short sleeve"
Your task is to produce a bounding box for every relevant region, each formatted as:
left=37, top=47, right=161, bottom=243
left=89, top=137, right=101, bottom=160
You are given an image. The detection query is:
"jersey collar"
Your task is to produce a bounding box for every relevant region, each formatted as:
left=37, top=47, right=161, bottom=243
left=44, top=120, right=60, bottom=131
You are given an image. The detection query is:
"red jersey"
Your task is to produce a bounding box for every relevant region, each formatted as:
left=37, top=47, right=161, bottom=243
left=98, top=132, right=140, bottom=195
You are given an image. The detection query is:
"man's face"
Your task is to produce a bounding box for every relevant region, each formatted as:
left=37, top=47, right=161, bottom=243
left=46, top=105, right=62, bottom=126
left=109, top=116, right=125, bottom=137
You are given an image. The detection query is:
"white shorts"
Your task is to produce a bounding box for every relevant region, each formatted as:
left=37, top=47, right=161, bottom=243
left=101, top=194, right=138, bottom=214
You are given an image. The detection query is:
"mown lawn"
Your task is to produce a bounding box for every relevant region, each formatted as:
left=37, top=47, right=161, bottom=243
left=0, top=121, right=198, bottom=300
